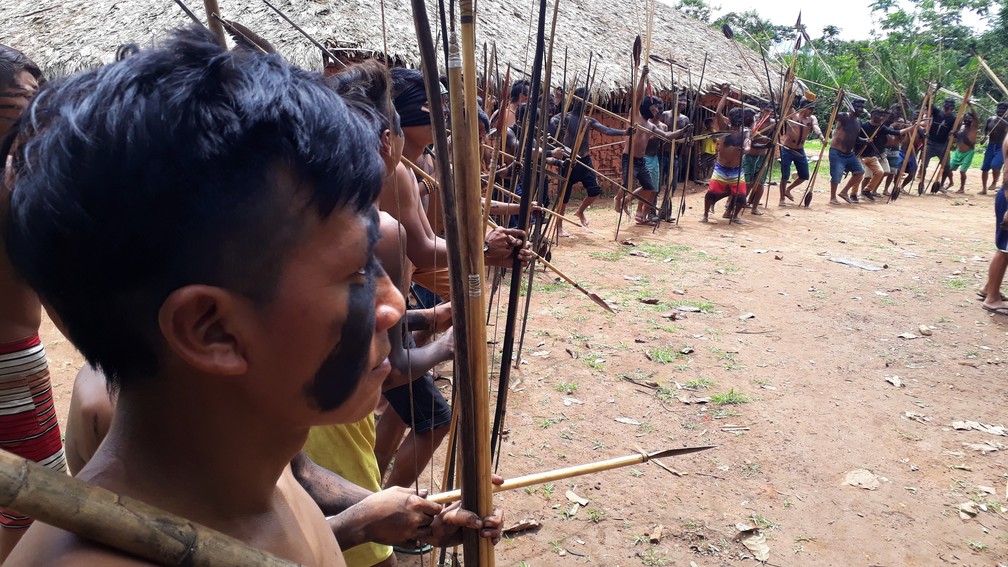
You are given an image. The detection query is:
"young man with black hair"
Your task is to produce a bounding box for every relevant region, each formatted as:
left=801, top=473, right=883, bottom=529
left=702, top=85, right=750, bottom=223
left=828, top=98, right=867, bottom=204
left=858, top=108, right=921, bottom=200
left=778, top=99, right=820, bottom=206
left=550, top=86, right=630, bottom=234
left=950, top=106, right=979, bottom=194
left=0, top=44, right=67, bottom=563
left=981, top=102, right=1008, bottom=194
left=3, top=29, right=501, bottom=565
left=491, top=79, right=529, bottom=132
left=618, top=67, right=673, bottom=225
left=919, top=98, right=957, bottom=194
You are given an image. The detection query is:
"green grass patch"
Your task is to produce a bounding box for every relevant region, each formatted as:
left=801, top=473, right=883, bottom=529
left=588, top=250, right=624, bottom=262
left=636, top=242, right=693, bottom=260
left=684, top=377, right=714, bottom=389
left=646, top=346, right=689, bottom=364
left=554, top=382, right=578, bottom=394
left=670, top=300, right=716, bottom=313
left=711, top=389, right=749, bottom=405
left=946, top=278, right=968, bottom=289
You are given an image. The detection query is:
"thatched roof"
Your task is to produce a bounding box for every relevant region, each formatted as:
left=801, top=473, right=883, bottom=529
left=1, top=0, right=781, bottom=99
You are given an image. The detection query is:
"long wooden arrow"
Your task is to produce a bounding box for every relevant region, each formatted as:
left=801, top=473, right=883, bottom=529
left=485, top=217, right=614, bottom=313
left=428, top=446, right=715, bottom=504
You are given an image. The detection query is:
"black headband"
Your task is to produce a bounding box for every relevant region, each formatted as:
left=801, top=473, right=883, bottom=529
left=393, top=82, right=430, bottom=127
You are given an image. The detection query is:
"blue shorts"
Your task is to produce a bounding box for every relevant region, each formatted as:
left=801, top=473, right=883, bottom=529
left=898, top=149, right=917, bottom=175
left=997, top=188, right=1008, bottom=253
left=981, top=142, right=1005, bottom=172
left=829, top=147, right=864, bottom=184
left=780, top=146, right=810, bottom=181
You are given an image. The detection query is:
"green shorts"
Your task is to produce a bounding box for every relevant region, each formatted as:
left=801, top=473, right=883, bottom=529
left=742, top=153, right=769, bottom=186
left=949, top=149, right=975, bottom=172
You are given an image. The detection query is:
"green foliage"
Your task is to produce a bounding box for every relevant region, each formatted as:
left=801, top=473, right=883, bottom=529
left=713, top=9, right=792, bottom=52
left=674, top=0, right=718, bottom=23
left=701, top=0, right=1003, bottom=120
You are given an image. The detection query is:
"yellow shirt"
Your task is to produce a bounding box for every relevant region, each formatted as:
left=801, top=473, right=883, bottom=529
left=304, top=416, right=391, bottom=567
left=701, top=135, right=717, bottom=155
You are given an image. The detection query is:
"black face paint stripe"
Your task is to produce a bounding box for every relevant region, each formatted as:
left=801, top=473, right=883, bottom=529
left=305, top=212, right=381, bottom=411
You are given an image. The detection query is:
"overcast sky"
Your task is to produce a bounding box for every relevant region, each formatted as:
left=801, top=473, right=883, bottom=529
left=701, top=0, right=990, bottom=41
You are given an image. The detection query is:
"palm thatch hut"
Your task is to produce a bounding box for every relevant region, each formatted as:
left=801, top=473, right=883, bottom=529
left=2, top=0, right=781, bottom=99
left=3, top=0, right=788, bottom=193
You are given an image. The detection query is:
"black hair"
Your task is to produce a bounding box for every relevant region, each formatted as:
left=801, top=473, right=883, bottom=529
left=115, top=43, right=140, bottom=61
left=391, top=67, right=431, bottom=127
left=743, top=108, right=756, bottom=127
left=513, top=102, right=538, bottom=129
left=639, top=95, right=661, bottom=119
left=727, top=107, right=743, bottom=127
left=0, top=45, right=45, bottom=88
left=510, top=79, right=530, bottom=103
left=477, top=109, right=490, bottom=134
left=330, top=59, right=399, bottom=136
left=4, top=27, right=385, bottom=393
left=943, top=97, right=955, bottom=107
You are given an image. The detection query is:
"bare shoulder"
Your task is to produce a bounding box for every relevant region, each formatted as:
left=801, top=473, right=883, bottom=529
left=6, top=522, right=156, bottom=566
left=378, top=162, right=420, bottom=218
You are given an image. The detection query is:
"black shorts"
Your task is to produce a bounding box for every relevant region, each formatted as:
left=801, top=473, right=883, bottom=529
left=622, top=154, right=657, bottom=192
left=558, top=156, right=602, bottom=203
left=384, top=373, right=452, bottom=434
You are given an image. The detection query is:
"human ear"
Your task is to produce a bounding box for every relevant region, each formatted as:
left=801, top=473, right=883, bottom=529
left=158, top=286, right=249, bottom=376
left=380, top=129, right=393, bottom=158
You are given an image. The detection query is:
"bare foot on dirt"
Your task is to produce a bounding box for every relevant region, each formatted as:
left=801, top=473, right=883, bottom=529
left=575, top=211, right=588, bottom=227
left=558, top=229, right=571, bottom=238
left=830, top=198, right=841, bottom=205
left=750, top=208, right=764, bottom=216
left=700, top=215, right=709, bottom=223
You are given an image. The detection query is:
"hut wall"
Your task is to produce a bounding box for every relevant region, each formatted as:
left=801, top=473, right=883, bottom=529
left=586, top=113, right=627, bottom=197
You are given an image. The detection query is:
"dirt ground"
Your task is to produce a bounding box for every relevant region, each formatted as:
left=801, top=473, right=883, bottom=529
left=42, top=175, right=1008, bottom=566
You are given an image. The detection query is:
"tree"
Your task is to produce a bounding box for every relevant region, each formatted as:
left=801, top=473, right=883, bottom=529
left=674, top=0, right=718, bottom=23
left=712, top=10, right=791, bottom=51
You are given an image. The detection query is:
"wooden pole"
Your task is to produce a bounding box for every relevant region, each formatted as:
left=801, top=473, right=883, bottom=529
left=428, top=446, right=714, bottom=504
left=448, top=0, right=496, bottom=551
left=800, top=87, right=844, bottom=206
left=888, top=85, right=933, bottom=203
left=749, top=24, right=803, bottom=212
left=976, top=53, right=1008, bottom=98
left=0, top=450, right=295, bottom=566
left=924, top=74, right=977, bottom=194
left=614, top=33, right=643, bottom=241
left=202, top=0, right=227, bottom=47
